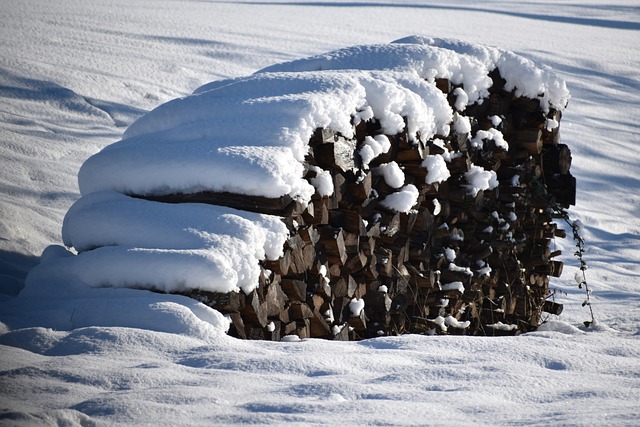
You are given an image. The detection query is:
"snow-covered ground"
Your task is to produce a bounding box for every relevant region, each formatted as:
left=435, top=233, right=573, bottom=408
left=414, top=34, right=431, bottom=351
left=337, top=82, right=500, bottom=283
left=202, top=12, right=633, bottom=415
left=1, top=1, right=639, bottom=425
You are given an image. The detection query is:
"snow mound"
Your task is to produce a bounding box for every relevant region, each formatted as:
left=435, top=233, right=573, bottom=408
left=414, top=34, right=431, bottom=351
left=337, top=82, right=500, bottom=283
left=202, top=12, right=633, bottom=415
left=5, top=245, right=231, bottom=337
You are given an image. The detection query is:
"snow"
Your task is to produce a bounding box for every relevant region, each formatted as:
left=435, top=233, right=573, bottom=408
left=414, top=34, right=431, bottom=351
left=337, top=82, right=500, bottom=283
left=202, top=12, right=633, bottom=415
left=491, top=115, right=503, bottom=127
left=546, top=117, right=560, bottom=131
left=442, top=281, right=465, bottom=294
left=452, top=112, right=472, bottom=134
left=395, top=35, right=571, bottom=113
left=432, top=198, right=442, bottom=216
left=448, top=263, right=473, bottom=277
left=470, top=127, right=509, bottom=150
left=444, top=315, right=471, bottom=330
left=444, top=247, right=457, bottom=262
left=1, top=0, right=640, bottom=425
left=379, top=184, right=420, bottom=213
left=465, top=164, right=500, bottom=197
left=349, top=298, right=366, bottom=317
left=307, top=165, right=334, bottom=197
left=263, top=34, right=570, bottom=113
left=60, top=191, right=288, bottom=294
left=359, top=134, right=391, bottom=168
left=423, top=154, right=451, bottom=184
left=451, top=87, right=469, bottom=111
left=375, top=161, right=405, bottom=189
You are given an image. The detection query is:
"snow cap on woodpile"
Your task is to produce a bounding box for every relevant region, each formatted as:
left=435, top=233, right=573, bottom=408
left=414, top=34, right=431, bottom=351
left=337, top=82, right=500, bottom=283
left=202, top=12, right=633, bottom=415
left=78, top=36, right=569, bottom=202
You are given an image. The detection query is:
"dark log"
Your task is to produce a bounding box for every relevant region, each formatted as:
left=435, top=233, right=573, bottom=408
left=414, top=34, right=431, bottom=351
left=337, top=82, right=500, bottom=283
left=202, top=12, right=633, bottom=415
left=281, top=279, right=307, bottom=302
left=228, top=312, right=247, bottom=339
left=187, top=290, right=244, bottom=313
left=511, top=96, right=540, bottom=113
left=289, top=302, right=314, bottom=321
left=241, top=290, right=269, bottom=328
left=412, top=268, right=437, bottom=289
left=311, top=197, right=329, bottom=225
left=264, top=320, right=282, bottom=341
left=542, top=144, right=572, bottom=175
left=135, top=191, right=299, bottom=217
left=283, top=321, right=297, bottom=335
left=309, top=127, right=339, bottom=145
left=344, top=251, right=368, bottom=272
left=329, top=172, right=347, bottom=209
left=313, top=136, right=357, bottom=172
left=448, top=155, right=471, bottom=174
left=550, top=260, right=564, bottom=278
left=263, top=250, right=291, bottom=276
left=375, top=248, right=394, bottom=277
left=299, top=226, right=320, bottom=245
left=347, top=171, right=372, bottom=204
left=513, top=128, right=543, bottom=155
left=329, top=209, right=366, bottom=235
left=402, top=161, right=428, bottom=180
left=318, top=226, right=348, bottom=265
left=316, top=274, right=332, bottom=299
left=309, top=295, right=332, bottom=337
left=396, top=147, right=425, bottom=163
left=264, top=282, right=289, bottom=317
left=485, top=91, right=512, bottom=116
left=435, top=78, right=452, bottom=94
left=331, top=324, right=350, bottom=341
left=543, top=300, right=564, bottom=315
left=546, top=173, right=576, bottom=207
left=295, top=319, right=311, bottom=339
left=332, top=296, right=351, bottom=325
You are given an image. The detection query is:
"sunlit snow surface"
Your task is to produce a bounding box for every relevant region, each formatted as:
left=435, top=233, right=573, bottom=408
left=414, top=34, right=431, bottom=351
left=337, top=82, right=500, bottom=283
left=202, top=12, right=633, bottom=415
left=1, top=0, right=639, bottom=425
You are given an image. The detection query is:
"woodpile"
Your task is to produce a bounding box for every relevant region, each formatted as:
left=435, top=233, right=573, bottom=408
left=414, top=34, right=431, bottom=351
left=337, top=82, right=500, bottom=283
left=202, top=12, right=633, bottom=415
left=142, top=70, right=575, bottom=340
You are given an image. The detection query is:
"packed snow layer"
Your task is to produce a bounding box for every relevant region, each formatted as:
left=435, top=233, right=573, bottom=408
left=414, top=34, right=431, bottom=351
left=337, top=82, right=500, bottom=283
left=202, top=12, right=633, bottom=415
left=61, top=191, right=288, bottom=294
left=63, top=191, right=286, bottom=257
left=4, top=245, right=231, bottom=337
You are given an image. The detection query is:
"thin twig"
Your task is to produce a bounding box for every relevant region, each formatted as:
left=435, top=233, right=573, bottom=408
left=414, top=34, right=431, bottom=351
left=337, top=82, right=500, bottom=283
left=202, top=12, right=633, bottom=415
left=555, top=207, right=595, bottom=327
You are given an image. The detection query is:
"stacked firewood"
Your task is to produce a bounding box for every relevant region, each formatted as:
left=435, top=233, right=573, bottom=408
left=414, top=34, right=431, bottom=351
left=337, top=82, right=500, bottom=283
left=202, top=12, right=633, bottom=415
left=154, top=70, right=574, bottom=340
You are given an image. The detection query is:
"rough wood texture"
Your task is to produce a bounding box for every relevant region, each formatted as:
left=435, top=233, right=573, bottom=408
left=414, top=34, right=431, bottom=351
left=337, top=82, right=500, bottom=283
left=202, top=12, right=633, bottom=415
left=164, top=71, right=574, bottom=340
